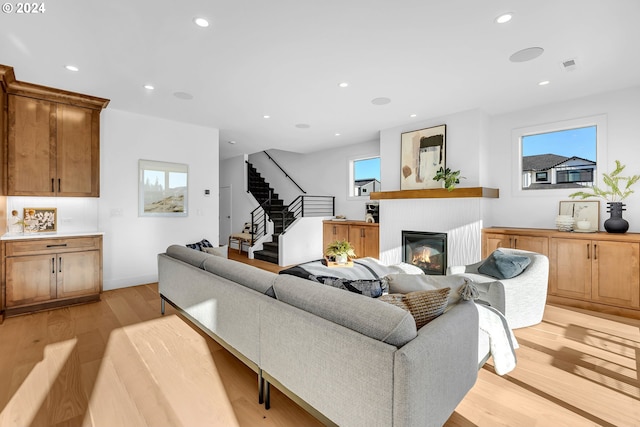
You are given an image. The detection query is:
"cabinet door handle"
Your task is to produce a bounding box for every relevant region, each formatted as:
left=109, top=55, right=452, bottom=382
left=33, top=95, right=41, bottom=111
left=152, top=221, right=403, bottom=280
left=587, top=243, right=590, bottom=259
left=361, top=228, right=365, bottom=238
left=59, top=257, right=62, bottom=273
left=594, top=244, right=598, bottom=260
left=514, top=238, right=518, bottom=248
left=51, top=178, right=55, bottom=193
left=58, top=178, right=61, bottom=192
left=52, top=257, right=55, bottom=274
left=46, top=244, right=68, bottom=248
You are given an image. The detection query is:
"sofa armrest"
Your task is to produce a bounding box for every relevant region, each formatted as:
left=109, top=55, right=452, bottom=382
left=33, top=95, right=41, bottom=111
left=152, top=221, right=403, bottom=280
left=393, top=301, right=479, bottom=427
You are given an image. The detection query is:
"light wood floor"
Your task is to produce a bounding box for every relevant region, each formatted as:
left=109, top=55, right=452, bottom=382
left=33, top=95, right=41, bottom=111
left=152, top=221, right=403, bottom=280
left=1, top=255, right=639, bottom=426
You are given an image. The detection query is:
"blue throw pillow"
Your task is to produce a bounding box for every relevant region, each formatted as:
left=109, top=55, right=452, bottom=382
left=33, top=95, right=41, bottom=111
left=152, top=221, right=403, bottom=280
left=478, top=249, right=531, bottom=279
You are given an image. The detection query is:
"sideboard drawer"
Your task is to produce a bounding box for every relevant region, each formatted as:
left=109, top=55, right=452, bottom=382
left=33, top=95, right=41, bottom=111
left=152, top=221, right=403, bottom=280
left=5, top=236, right=102, bottom=256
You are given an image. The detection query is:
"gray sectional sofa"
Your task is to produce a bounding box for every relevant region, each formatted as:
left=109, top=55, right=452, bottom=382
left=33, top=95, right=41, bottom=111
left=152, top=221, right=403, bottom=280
left=158, top=245, right=482, bottom=427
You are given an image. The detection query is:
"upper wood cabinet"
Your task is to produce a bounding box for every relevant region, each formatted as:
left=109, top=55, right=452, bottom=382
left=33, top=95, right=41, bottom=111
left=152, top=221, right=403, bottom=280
left=1, top=64, right=108, bottom=197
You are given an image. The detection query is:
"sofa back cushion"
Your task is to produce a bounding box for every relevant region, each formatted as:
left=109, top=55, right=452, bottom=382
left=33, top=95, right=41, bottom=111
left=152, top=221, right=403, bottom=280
left=166, top=244, right=212, bottom=269
left=203, top=255, right=277, bottom=296
left=273, top=274, right=417, bottom=347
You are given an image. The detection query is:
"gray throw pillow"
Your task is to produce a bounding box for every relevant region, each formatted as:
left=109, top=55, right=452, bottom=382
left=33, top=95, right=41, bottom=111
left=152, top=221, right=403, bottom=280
left=478, top=250, right=531, bottom=279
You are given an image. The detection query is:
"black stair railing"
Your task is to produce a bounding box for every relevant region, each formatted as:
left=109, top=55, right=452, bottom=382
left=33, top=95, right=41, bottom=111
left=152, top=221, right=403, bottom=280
left=263, top=150, right=306, bottom=194
left=281, top=195, right=335, bottom=233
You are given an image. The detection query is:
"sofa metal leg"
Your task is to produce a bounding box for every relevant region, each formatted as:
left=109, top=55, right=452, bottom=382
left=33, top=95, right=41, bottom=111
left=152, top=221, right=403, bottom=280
left=264, top=381, right=270, bottom=410
left=161, top=298, right=165, bottom=315
left=258, top=370, right=264, bottom=404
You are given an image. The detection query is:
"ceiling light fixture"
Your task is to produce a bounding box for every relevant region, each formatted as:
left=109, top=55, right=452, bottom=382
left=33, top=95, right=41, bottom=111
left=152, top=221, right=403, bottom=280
left=143, top=84, right=155, bottom=90
left=65, top=65, right=79, bottom=72
left=495, top=13, right=513, bottom=24
left=193, top=17, right=209, bottom=27
left=263, top=115, right=270, bottom=119
left=538, top=80, right=550, bottom=86
left=335, top=133, right=341, bottom=136
left=339, top=82, right=349, bottom=88
left=410, top=113, right=417, bottom=118
left=228, top=140, right=237, bottom=144
left=295, top=123, right=311, bottom=129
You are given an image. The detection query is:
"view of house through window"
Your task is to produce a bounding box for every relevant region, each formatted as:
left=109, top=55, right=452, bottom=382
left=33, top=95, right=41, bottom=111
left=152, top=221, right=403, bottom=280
left=521, top=125, right=597, bottom=190
left=352, top=157, right=381, bottom=197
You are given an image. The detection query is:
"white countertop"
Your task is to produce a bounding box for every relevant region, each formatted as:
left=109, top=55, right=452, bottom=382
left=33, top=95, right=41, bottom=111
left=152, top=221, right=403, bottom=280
left=1, top=231, right=104, bottom=240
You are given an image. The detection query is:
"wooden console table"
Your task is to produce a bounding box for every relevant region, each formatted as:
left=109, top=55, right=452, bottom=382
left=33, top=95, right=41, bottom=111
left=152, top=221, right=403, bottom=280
left=483, top=227, right=640, bottom=319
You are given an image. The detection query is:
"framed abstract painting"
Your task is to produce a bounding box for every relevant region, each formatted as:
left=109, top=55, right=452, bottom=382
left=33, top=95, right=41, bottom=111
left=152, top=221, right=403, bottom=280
left=400, top=124, right=446, bottom=190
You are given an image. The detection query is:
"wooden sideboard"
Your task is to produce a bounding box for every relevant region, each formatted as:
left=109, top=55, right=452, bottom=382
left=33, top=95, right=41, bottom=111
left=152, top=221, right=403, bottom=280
left=1, top=234, right=103, bottom=320
left=482, top=227, right=640, bottom=319
left=323, top=220, right=379, bottom=259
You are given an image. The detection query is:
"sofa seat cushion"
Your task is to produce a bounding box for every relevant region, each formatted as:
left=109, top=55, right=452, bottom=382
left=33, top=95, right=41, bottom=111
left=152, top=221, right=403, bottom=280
left=166, top=244, right=212, bottom=269
left=202, top=255, right=277, bottom=296
left=274, top=274, right=417, bottom=347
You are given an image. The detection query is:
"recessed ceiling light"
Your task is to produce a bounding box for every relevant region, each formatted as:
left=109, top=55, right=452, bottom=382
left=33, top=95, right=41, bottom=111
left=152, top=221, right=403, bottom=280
left=295, top=123, right=311, bottom=129
left=410, top=113, right=417, bottom=118
left=335, top=133, right=341, bottom=136
left=143, top=84, right=155, bottom=90
left=263, top=115, right=270, bottom=119
left=228, top=140, right=237, bottom=145
left=538, top=80, right=550, bottom=86
left=65, top=65, right=79, bottom=72
left=371, top=97, right=391, bottom=105
left=338, top=82, right=349, bottom=88
left=495, top=13, right=513, bottom=24
left=509, top=47, right=544, bottom=63
left=173, top=91, right=194, bottom=100
left=193, top=17, right=209, bottom=27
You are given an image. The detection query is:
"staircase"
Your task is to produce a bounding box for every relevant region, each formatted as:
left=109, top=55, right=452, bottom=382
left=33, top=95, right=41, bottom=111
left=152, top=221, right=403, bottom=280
left=247, top=163, right=294, bottom=264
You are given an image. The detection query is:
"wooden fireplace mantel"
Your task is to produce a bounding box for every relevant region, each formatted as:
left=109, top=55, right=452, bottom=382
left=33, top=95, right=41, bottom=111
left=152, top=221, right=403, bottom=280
left=369, top=187, right=499, bottom=200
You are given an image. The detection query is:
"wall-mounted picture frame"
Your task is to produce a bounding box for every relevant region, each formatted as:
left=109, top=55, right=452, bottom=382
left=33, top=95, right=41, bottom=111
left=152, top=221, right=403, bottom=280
left=23, top=207, right=57, bottom=233
left=139, top=159, right=188, bottom=217
left=559, top=200, right=600, bottom=232
left=400, top=124, right=446, bottom=190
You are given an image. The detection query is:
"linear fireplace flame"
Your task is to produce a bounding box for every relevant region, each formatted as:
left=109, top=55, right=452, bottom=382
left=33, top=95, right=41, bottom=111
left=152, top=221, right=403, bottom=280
left=402, top=231, right=447, bottom=275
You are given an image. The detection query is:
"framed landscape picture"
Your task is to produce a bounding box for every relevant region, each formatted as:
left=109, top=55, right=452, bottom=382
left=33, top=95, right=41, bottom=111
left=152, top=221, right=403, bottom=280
left=400, top=124, right=446, bottom=190
left=139, top=159, right=188, bottom=217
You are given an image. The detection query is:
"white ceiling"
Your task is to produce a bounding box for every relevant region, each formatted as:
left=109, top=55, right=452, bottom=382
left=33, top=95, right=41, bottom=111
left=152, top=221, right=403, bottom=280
left=2, top=0, right=639, bottom=160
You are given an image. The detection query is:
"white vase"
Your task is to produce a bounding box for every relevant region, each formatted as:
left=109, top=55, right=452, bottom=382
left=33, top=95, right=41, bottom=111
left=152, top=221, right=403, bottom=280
left=335, top=254, right=348, bottom=264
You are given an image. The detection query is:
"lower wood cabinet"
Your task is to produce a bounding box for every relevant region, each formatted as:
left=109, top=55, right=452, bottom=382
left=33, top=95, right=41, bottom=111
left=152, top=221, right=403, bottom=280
left=483, top=228, right=640, bottom=318
left=483, top=231, right=549, bottom=257
left=2, top=235, right=102, bottom=317
left=323, top=220, right=379, bottom=259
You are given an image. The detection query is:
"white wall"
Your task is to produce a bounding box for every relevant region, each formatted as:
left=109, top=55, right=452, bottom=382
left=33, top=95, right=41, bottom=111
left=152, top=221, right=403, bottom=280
left=484, top=86, right=640, bottom=231
left=99, top=109, right=219, bottom=290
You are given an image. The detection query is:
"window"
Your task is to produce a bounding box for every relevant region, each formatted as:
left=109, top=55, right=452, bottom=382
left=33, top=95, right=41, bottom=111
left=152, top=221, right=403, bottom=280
left=513, top=115, right=607, bottom=195
left=349, top=156, right=381, bottom=198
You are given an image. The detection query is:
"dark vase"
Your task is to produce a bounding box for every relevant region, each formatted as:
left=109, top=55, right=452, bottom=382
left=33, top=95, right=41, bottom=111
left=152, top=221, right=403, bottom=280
left=604, top=202, right=629, bottom=233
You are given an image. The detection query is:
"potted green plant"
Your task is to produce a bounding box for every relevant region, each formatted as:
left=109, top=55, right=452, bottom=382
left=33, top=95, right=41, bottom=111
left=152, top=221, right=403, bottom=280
left=433, top=167, right=465, bottom=191
left=325, top=240, right=356, bottom=264
left=569, top=160, right=640, bottom=233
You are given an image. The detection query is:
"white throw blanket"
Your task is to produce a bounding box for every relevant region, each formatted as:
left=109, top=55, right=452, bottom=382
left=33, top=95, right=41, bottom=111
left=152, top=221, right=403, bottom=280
left=476, top=303, right=518, bottom=375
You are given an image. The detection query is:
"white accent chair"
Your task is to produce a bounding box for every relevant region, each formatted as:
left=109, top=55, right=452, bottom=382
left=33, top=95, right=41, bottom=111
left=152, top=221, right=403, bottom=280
left=448, top=248, right=549, bottom=329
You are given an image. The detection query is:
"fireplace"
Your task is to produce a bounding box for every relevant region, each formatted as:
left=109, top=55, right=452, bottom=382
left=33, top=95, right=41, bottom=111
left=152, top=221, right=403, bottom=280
left=402, top=231, right=447, bottom=275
